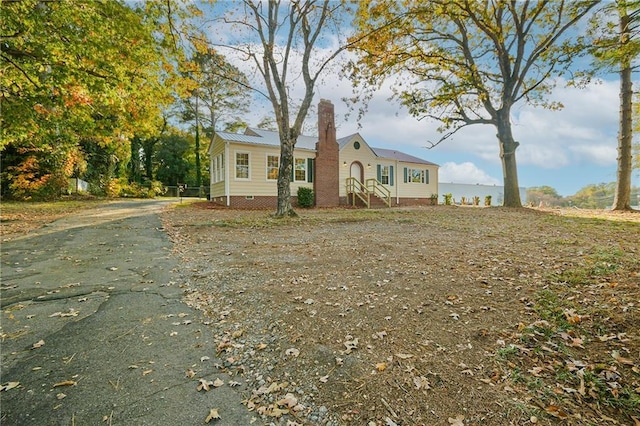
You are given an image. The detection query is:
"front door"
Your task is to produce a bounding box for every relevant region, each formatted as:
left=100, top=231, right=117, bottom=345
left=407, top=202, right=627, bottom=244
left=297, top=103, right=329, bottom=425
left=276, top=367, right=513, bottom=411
left=350, top=162, right=363, bottom=183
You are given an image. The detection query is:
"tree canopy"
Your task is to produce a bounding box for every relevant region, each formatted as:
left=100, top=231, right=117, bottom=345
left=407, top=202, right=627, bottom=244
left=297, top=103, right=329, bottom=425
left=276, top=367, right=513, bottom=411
left=348, top=0, right=598, bottom=207
left=213, top=0, right=351, bottom=216
left=0, top=0, right=202, bottom=199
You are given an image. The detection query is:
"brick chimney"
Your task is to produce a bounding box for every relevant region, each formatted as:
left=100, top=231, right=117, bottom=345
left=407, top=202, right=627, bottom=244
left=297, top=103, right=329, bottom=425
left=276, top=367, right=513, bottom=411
left=314, top=99, right=340, bottom=207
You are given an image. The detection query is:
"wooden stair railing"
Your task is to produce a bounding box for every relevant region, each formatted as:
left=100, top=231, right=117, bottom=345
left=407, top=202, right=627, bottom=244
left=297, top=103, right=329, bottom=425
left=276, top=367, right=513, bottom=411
left=346, top=177, right=370, bottom=208
left=366, top=178, right=391, bottom=207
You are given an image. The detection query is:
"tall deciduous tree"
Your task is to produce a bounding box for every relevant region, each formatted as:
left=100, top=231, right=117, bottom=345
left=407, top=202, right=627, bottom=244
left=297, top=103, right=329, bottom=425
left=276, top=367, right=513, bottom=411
left=1, top=0, right=199, bottom=199
left=181, top=48, right=251, bottom=187
left=216, top=0, right=350, bottom=216
left=349, top=0, right=597, bottom=207
left=589, top=1, right=639, bottom=211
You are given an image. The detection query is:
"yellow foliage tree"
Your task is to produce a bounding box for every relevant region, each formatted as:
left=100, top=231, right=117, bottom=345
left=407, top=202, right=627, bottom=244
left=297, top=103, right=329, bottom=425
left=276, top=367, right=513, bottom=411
left=348, top=0, right=597, bottom=207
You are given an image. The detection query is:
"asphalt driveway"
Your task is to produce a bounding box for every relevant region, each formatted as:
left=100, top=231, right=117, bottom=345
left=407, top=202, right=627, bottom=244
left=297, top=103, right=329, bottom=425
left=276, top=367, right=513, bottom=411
left=0, top=199, right=254, bottom=425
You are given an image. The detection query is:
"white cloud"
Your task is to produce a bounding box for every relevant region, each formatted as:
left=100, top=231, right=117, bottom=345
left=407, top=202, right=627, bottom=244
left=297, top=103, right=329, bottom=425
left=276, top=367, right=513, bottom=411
left=569, top=144, right=618, bottom=166
left=510, top=80, right=618, bottom=168
left=438, top=162, right=501, bottom=185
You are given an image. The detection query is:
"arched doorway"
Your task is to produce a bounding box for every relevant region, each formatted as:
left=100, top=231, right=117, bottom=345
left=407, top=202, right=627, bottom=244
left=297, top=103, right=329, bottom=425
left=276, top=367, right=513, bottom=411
left=350, top=161, right=363, bottom=183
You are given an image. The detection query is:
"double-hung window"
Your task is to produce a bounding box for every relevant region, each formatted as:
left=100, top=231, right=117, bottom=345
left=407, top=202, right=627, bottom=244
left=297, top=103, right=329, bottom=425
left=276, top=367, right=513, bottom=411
left=294, top=158, right=307, bottom=182
left=377, top=164, right=394, bottom=185
left=212, top=154, right=225, bottom=183
left=235, top=152, right=249, bottom=179
left=267, top=155, right=279, bottom=180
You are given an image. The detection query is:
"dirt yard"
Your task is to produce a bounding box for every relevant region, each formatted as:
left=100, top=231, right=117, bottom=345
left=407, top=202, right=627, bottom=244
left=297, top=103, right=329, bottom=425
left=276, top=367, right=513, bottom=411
left=161, top=204, right=639, bottom=426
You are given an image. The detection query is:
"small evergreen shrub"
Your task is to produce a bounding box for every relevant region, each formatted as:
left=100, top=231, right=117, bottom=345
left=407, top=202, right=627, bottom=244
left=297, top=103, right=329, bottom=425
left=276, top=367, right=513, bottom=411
left=297, top=187, right=314, bottom=208
left=443, top=193, right=453, bottom=205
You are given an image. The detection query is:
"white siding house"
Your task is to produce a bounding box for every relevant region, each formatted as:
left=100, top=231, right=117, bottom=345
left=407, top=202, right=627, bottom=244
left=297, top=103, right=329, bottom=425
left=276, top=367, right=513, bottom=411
left=208, top=100, right=439, bottom=208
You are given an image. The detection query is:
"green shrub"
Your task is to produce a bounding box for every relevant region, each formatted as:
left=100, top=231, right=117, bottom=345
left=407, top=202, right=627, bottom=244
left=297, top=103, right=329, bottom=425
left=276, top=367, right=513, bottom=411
left=443, top=193, right=453, bottom=205
left=297, top=187, right=314, bottom=208
left=485, top=195, right=492, bottom=206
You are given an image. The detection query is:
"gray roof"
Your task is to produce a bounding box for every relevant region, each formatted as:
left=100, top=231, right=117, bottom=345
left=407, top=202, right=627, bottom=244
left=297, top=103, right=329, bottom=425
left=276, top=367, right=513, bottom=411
left=372, top=148, right=438, bottom=166
left=215, top=128, right=317, bottom=150
left=217, top=128, right=437, bottom=166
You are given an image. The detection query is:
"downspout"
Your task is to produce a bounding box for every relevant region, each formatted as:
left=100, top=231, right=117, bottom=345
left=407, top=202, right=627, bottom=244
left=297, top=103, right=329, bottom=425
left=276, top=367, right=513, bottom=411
left=395, top=159, right=399, bottom=205
left=225, top=141, right=230, bottom=206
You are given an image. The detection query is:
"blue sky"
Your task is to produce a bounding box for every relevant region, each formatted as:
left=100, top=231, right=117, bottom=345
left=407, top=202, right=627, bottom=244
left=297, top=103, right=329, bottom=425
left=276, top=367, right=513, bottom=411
left=199, top=3, right=638, bottom=197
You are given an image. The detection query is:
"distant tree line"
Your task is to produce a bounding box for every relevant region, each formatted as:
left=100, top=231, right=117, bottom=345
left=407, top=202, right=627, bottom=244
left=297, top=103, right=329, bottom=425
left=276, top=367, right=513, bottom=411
left=527, top=183, right=640, bottom=209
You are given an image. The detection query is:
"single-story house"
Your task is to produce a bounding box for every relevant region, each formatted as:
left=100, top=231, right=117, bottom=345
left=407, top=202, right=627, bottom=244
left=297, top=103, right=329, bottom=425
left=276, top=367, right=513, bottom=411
left=208, top=100, right=439, bottom=208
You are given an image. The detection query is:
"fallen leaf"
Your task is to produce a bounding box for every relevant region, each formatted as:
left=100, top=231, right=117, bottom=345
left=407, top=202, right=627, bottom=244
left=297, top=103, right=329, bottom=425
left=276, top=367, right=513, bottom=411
left=344, top=338, right=358, bottom=353
left=414, top=376, right=431, bottom=390
left=185, top=368, right=196, bottom=379
left=213, top=378, right=224, bottom=388
left=319, top=375, right=329, bottom=383
left=545, top=405, right=569, bottom=419
left=276, top=393, right=298, bottom=408
left=142, top=369, right=153, bottom=376
left=270, top=407, right=288, bottom=418
left=448, top=414, right=464, bottom=425
left=31, top=340, right=45, bottom=349
left=611, top=350, right=634, bottom=365
left=375, top=362, right=387, bottom=372
left=56, top=393, right=66, bottom=400
left=0, top=382, right=20, bottom=392
left=285, top=348, right=300, bottom=357
left=198, top=379, right=214, bottom=391
left=395, top=353, right=413, bottom=360
left=256, top=343, right=267, bottom=350
left=53, top=380, right=76, bottom=388
left=205, top=408, right=220, bottom=423
left=200, top=356, right=210, bottom=362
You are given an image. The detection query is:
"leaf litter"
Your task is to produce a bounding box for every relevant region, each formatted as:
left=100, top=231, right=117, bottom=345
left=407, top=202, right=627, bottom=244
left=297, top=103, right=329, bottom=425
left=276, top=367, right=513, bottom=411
left=164, top=204, right=640, bottom=425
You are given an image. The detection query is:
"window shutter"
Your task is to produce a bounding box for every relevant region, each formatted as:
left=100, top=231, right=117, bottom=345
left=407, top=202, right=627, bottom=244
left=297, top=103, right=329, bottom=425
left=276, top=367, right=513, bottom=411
left=307, top=158, right=314, bottom=183
left=404, top=167, right=408, bottom=183
left=390, top=165, right=394, bottom=186
left=377, top=164, right=381, bottom=182
left=425, top=169, right=429, bottom=184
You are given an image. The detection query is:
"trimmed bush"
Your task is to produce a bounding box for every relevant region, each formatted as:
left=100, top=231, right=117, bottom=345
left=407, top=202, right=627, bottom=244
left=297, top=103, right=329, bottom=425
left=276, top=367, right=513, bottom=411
left=297, top=187, right=314, bottom=208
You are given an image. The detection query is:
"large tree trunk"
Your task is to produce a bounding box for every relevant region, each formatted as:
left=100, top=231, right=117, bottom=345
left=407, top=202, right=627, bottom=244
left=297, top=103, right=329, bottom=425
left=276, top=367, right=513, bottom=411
left=496, top=110, right=522, bottom=207
left=276, top=136, right=296, bottom=217
left=612, top=7, right=633, bottom=211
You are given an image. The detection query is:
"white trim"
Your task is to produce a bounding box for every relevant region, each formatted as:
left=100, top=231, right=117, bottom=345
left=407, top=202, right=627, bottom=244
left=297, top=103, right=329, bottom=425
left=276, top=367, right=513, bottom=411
left=225, top=141, right=230, bottom=206
left=234, top=150, right=251, bottom=181
left=293, top=157, right=307, bottom=182
left=266, top=153, right=279, bottom=181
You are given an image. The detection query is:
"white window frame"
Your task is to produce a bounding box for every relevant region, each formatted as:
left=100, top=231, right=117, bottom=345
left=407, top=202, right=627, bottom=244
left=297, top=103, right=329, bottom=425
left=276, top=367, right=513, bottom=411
left=294, top=157, right=307, bottom=182
left=212, top=154, right=225, bottom=183
left=235, top=151, right=250, bottom=180
left=218, top=153, right=224, bottom=182
left=407, top=168, right=425, bottom=184
left=380, top=165, right=390, bottom=185
left=266, top=154, right=279, bottom=181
